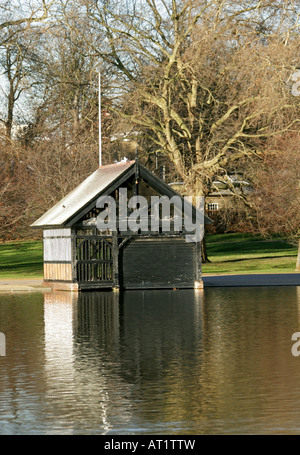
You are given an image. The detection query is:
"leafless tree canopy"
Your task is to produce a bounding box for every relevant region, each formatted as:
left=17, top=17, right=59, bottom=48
left=0, top=0, right=299, bottom=248
left=250, top=135, right=300, bottom=239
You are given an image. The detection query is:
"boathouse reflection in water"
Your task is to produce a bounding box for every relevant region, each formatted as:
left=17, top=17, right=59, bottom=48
left=43, top=289, right=203, bottom=432
left=41, top=287, right=300, bottom=434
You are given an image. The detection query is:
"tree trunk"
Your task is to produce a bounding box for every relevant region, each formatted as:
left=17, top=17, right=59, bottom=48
left=201, top=232, right=210, bottom=263
left=5, top=76, right=15, bottom=143
left=296, top=240, right=300, bottom=272
left=191, top=177, right=211, bottom=263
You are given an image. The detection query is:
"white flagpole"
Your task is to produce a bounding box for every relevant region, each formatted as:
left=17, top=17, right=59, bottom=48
left=98, top=71, right=102, bottom=166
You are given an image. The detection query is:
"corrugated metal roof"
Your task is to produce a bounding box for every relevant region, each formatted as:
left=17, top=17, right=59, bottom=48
left=31, top=161, right=135, bottom=227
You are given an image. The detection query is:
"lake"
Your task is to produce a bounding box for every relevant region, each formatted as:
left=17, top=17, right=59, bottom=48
left=0, top=286, right=300, bottom=435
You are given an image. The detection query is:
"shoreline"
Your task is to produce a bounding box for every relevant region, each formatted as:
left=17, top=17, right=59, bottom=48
left=0, top=272, right=299, bottom=292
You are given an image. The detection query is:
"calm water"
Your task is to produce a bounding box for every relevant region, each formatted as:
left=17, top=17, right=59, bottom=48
left=1, top=287, right=300, bottom=435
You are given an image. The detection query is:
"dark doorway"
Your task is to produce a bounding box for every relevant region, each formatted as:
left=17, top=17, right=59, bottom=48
left=119, top=237, right=195, bottom=289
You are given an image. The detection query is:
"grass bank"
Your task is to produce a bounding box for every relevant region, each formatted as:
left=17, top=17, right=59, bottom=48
left=0, top=234, right=298, bottom=279
left=202, top=233, right=298, bottom=275
left=0, top=240, right=43, bottom=279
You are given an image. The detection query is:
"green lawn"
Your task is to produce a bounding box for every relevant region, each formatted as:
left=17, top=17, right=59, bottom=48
left=0, top=234, right=298, bottom=279
left=0, top=240, right=43, bottom=279
left=202, top=233, right=298, bottom=275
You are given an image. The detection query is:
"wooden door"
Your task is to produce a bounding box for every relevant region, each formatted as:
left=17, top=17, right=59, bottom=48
left=119, top=237, right=195, bottom=289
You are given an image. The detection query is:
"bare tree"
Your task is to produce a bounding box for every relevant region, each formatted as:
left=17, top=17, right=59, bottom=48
left=248, top=134, right=300, bottom=270
left=0, top=1, right=56, bottom=142
left=0, top=141, right=38, bottom=240
left=18, top=14, right=121, bottom=158
left=0, top=0, right=53, bottom=36
left=79, top=0, right=300, bottom=195
left=70, top=0, right=300, bottom=261
left=0, top=25, right=43, bottom=142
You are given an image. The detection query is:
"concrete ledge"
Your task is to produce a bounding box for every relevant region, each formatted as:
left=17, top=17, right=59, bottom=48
left=194, top=280, right=204, bottom=290
left=0, top=273, right=299, bottom=292
left=0, top=279, right=51, bottom=293
left=202, top=273, right=300, bottom=287
left=43, top=281, right=79, bottom=292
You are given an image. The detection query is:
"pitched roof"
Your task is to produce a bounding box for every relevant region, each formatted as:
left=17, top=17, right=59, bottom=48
left=32, top=159, right=212, bottom=228
left=31, top=160, right=135, bottom=228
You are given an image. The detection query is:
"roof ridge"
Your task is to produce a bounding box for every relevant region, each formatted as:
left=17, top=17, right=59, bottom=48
left=98, top=160, right=135, bottom=168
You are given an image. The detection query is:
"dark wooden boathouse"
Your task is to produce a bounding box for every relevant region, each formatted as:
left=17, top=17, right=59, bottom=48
left=32, top=159, right=209, bottom=291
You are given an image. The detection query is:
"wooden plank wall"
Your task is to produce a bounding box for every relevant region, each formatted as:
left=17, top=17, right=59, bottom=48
left=43, top=229, right=72, bottom=262
left=44, top=262, right=73, bottom=281
left=43, top=229, right=73, bottom=281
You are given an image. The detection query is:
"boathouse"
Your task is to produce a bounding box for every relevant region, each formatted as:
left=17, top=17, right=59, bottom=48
left=31, top=159, right=208, bottom=291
